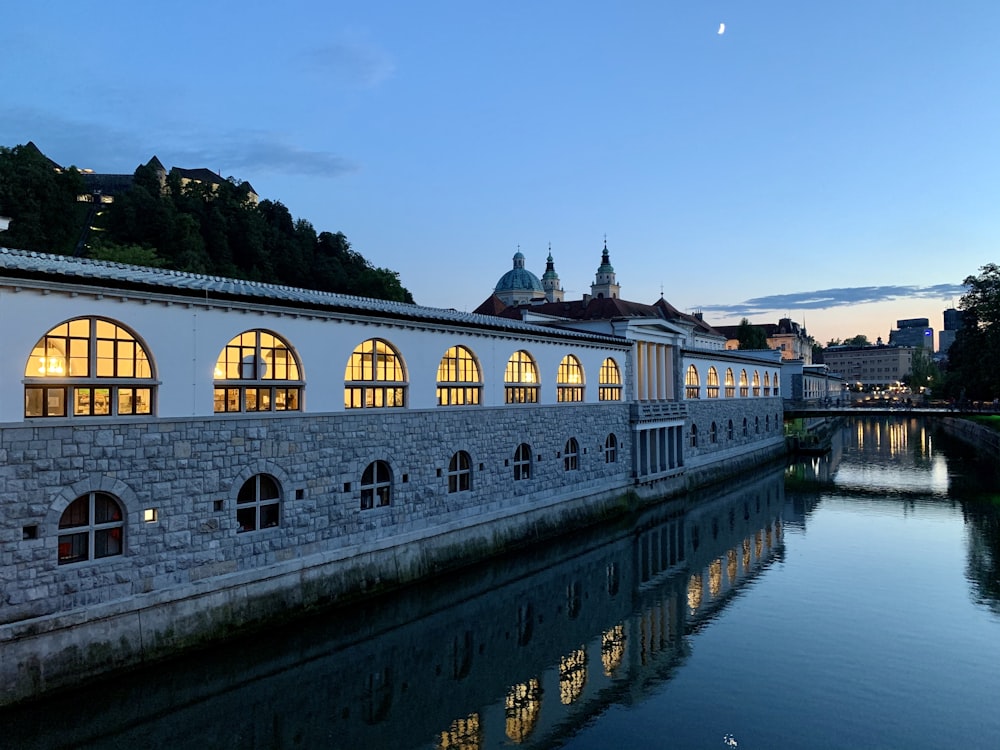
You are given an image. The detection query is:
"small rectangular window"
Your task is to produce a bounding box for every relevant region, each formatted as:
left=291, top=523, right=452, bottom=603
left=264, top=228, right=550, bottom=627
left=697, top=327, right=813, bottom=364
left=143, top=508, right=158, bottom=523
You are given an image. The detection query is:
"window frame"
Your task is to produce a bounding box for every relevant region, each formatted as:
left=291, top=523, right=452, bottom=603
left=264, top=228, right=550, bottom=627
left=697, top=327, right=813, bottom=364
left=513, top=443, right=532, bottom=480
left=605, top=433, right=618, bottom=463
left=447, top=451, right=473, bottom=493
left=706, top=367, right=720, bottom=399
left=24, top=317, right=156, bottom=419
left=214, top=329, right=302, bottom=414
left=564, top=437, right=580, bottom=470
left=361, top=460, right=393, bottom=509
left=436, top=346, right=482, bottom=406
left=599, top=358, right=622, bottom=401
left=345, top=338, right=407, bottom=409
left=685, top=365, right=700, bottom=399
left=236, top=473, right=281, bottom=533
left=557, top=355, right=585, bottom=403
left=57, top=491, right=125, bottom=564
left=505, top=351, right=539, bottom=404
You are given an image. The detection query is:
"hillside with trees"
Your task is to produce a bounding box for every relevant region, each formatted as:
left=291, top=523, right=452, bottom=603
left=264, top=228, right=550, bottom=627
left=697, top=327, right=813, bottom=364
left=0, top=143, right=412, bottom=303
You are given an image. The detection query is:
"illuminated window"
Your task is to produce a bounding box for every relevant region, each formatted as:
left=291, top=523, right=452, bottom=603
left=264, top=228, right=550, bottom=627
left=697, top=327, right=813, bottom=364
left=436, top=346, right=482, bottom=406
left=685, top=365, right=700, bottom=399
left=724, top=367, right=735, bottom=398
left=559, top=648, right=588, bottom=705
left=505, top=679, right=542, bottom=743
left=706, top=367, right=720, bottom=398
left=599, top=357, right=622, bottom=401
left=345, top=339, right=406, bottom=409
left=505, top=351, right=539, bottom=404
left=25, top=317, right=155, bottom=418
left=57, top=491, right=124, bottom=564
left=236, top=474, right=281, bottom=533
left=564, top=438, right=579, bottom=470
left=605, top=433, right=618, bottom=463
left=513, top=443, right=532, bottom=480
left=438, top=714, right=481, bottom=749
left=763, top=372, right=771, bottom=396
left=361, top=461, right=392, bottom=509
left=214, top=330, right=301, bottom=413
left=752, top=370, right=761, bottom=397
left=557, top=354, right=584, bottom=402
left=448, top=451, right=472, bottom=493
left=739, top=369, right=749, bottom=397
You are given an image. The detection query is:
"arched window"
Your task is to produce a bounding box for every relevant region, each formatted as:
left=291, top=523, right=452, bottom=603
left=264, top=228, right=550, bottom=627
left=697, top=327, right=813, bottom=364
left=725, top=368, right=735, bottom=398
left=689, top=423, right=698, bottom=447
left=763, top=372, right=771, bottom=396
left=773, top=373, right=780, bottom=397
left=564, top=438, right=579, bottom=470
left=605, top=433, right=618, bottom=463
left=214, top=330, right=302, bottom=413
left=766, top=415, right=771, bottom=431
left=727, top=419, right=734, bottom=440
left=739, top=369, right=749, bottom=397
left=752, top=371, right=761, bottom=397
left=707, top=367, right=720, bottom=399
left=599, top=358, right=622, bottom=401
left=448, top=451, right=472, bottom=493
left=25, top=317, right=155, bottom=418
left=710, top=421, right=718, bottom=443
left=505, top=351, right=539, bottom=404
left=755, top=416, right=761, bottom=433
left=58, top=491, right=124, bottom=564
left=437, top=346, right=482, bottom=406
left=236, top=473, right=281, bottom=532
left=685, top=365, right=700, bottom=399
left=361, top=461, right=392, bottom=509
left=742, top=417, right=748, bottom=436
left=513, top=443, right=532, bottom=480
left=557, top=355, right=584, bottom=402
left=345, top=339, right=406, bottom=408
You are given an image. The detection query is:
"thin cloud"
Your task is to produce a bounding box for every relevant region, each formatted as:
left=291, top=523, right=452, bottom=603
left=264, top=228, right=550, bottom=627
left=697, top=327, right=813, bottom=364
left=703, top=283, right=967, bottom=318
left=169, top=134, right=358, bottom=178
left=306, top=34, right=395, bottom=88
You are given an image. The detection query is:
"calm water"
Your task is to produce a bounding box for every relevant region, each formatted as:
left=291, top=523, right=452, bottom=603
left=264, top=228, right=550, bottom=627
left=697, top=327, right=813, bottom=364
left=5, top=417, right=1000, bottom=750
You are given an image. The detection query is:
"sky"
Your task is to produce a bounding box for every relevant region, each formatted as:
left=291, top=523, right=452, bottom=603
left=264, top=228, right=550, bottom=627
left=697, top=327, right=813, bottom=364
left=2, top=1, right=997, bottom=347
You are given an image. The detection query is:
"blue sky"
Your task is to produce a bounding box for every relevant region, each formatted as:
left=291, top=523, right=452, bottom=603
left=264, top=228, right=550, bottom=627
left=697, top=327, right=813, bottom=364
left=2, top=1, right=996, bottom=346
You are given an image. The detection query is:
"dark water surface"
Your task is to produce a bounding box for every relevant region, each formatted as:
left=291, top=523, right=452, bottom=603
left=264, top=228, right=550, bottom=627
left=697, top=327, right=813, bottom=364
left=5, top=417, right=1000, bottom=749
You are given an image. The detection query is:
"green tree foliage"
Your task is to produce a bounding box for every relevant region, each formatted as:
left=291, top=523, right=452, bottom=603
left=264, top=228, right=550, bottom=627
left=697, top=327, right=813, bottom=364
left=736, top=318, right=769, bottom=350
left=905, top=347, right=940, bottom=393
left=944, top=264, right=1000, bottom=400
left=0, top=143, right=413, bottom=303
left=0, top=143, right=87, bottom=253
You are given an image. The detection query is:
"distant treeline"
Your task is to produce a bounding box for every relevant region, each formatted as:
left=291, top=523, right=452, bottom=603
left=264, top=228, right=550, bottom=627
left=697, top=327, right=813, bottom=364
left=0, top=143, right=413, bottom=303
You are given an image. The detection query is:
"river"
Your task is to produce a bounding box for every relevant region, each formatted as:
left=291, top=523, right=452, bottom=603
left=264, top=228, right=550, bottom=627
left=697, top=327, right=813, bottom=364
left=4, top=416, right=1000, bottom=749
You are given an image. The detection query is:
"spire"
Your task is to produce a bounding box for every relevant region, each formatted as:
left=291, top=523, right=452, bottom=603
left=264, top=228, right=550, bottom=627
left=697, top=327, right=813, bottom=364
left=591, top=237, right=620, bottom=299
left=541, top=243, right=564, bottom=302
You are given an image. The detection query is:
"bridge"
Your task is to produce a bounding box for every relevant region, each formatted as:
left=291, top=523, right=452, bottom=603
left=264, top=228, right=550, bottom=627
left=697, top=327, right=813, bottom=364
left=782, top=404, right=988, bottom=419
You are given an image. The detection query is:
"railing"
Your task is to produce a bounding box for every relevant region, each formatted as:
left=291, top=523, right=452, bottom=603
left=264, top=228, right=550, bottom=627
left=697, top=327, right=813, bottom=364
left=631, top=401, right=688, bottom=422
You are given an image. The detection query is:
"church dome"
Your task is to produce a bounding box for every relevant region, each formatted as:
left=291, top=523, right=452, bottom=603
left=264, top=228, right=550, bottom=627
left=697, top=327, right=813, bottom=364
left=495, top=252, right=543, bottom=295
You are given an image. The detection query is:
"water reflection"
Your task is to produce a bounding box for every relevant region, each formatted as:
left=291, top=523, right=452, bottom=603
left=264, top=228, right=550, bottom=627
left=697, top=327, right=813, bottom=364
left=4, top=469, right=785, bottom=750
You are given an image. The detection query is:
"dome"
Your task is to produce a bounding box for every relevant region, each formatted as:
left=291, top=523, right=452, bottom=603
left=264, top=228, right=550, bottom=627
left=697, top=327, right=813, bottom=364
left=495, top=252, right=543, bottom=294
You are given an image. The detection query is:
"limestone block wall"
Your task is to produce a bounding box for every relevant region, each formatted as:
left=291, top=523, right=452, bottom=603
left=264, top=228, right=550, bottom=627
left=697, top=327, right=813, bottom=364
left=683, top=397, right=786, bottom=465
left=0, top=403, right=632, bottom=629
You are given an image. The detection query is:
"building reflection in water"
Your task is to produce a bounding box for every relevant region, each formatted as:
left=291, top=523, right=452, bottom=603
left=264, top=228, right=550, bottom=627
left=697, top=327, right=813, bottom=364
left=3, top=468, right=787, bottom=750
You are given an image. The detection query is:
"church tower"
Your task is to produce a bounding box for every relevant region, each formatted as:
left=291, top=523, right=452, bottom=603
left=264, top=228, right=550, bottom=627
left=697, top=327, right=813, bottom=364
left=541, top=247, right=564, bottom=302
left=590, top=239, right=620, bottom=300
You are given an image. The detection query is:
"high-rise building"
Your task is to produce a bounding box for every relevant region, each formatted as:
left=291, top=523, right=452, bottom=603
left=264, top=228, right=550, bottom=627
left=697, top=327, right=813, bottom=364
left=888, top=318, right=933, bottom=350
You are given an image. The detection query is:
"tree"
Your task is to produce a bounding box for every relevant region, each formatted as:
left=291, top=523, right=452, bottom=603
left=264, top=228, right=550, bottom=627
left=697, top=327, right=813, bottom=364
left=844, top=334, right=871, bottom=347
left=944, top=264, right=1000, bottom=401
left=736, top=318, right=769, bottom=350
left=905, top=347, right=939, bottom=393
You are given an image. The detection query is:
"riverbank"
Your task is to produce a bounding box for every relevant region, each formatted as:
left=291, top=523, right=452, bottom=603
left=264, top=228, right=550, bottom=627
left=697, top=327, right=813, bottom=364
left=938, top=416, right=1000, bottom=461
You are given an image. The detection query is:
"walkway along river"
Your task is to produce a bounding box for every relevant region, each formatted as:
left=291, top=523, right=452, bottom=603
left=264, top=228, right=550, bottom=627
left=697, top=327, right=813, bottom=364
left=4, top=416, right=1000, bottom=749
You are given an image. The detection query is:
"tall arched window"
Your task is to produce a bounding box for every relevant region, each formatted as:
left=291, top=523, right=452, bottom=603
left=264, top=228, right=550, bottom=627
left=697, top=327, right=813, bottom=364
left=25, top=317, right=155, bottom=418
left=727, top=419, right=735, bottom=440
left=739, top=369, right=749, bottom=397
left=605, top=433, right=618, bottom=463
left=725, top=368, right=735, bottom=398
left=685, top=365, right=700, bottom=399
left=557, top=355, right=584, bottom=402
left=345, top=339, right=406, bottom=408
left=707, top=367, right=720, bottom=399
left=505, top=351, right=539, bottom=404
left=773, top=373, right=780, bottom=397
left=448, top=451, right=472, bottom=493
left=236, top=474, right=281, bottom=532
left=599, top=358, right=622, bottom=401
left=689, top=423, right=698, bottom=447
left=437, top=346, right=482, bottom=406
left=513, top=443, right=532, bottom=480
left=58, top=491, right=124, bottom=564
left=710, top=421, right=718, bottom=443
left=763, top=372, right=771, bottom=396
left=752, top=371, right=761, bottom=397
left=361, top=460, right=393, bottom=509
left=564, top=437, right=579, bottom=470
left=214, top=330, right=301, bottom=413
